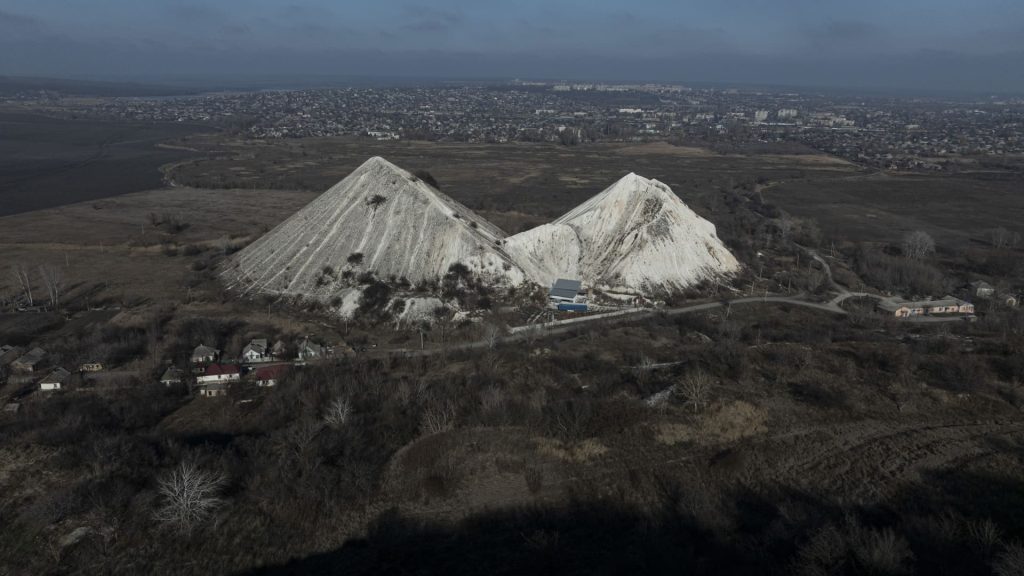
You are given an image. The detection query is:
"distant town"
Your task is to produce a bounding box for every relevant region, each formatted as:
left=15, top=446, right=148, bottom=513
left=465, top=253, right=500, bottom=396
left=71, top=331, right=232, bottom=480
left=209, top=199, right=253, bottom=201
left=4, top=80, right=1023, bottom=172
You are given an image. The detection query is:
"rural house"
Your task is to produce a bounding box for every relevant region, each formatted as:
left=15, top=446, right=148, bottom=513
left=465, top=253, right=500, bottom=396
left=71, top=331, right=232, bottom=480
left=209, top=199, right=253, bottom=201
left=191, top=344, right=219, bottom=365
left=548, top=279, right=585, bottom=304
left=254, top=365, right=288, bottom=387
left=11, top=347, right=47, bottom=373
left=969, top=281, right=995, bottom=299
left=0, top=345, right=24, bottom=369
left=196, top=363, right=241, bottom=385
left=39, top=367, right=71, bottom=391
left=878, top=296, right=975, bottom=318
left=159, top=366, right=185, bottom=386
left=196, top=382, right=229, bottom=397
left=240, top=339, right=272, bottom=363
left=296, top=337, right=330, bottom=362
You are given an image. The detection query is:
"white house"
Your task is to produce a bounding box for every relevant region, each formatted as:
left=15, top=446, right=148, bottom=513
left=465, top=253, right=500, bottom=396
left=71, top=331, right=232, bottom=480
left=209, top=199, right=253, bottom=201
left=240, top=339, right=272, bottom=363
left=296, top=337, right=330, bottom=362
left=196, top=364, right=241, bottom=385
left=191, top=344, right=219, bottom=364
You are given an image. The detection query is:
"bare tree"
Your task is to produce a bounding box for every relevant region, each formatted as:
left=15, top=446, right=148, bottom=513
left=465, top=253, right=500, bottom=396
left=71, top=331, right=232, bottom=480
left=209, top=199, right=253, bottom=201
left=154, top=462, right=226, bottom=535
left=39, top=264, right=64, bottom=309
left=323, top=397, right=352, bottom=428
left=677, top=369, right=714, bottom=414
left=10, top=265, right=32, bottom=307
left=990, top=227, right=1021, bottom=250
left=902, top=230, right=936, bottom=261
left=484, top=322, right=504, bottom=350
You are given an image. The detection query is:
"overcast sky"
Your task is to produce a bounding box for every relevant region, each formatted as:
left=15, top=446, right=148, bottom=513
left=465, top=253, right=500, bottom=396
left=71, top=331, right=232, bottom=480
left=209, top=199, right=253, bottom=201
left=1, top=0, right=1022, bottom=92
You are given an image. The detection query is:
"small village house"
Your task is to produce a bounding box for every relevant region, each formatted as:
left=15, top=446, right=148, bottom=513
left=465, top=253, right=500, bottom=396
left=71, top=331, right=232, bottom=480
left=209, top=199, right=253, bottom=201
left=196, top=363, right=241, bottom=385
left=39, top=367, right=71, bottom=391
left=254, top=365, right=288, bottom=387
left=878, top=296, right=975, bottom=318
left=159, top=366, right=185, bottom=386
left=79, top=362, right=103, bottom=373
left=548, top=279, right=585, bottom=304
left=240, top=339, right=272, bottom=363
left=296, top=337, right=330, bottom=362
left=11, top=347, right=47, bottom=373
left=969, top=281, right=995, bottom=299
left=196, top=382, right=229, bottom=397
left=0, top=345, right=24, bottom=369
left=271, top=340, right=289, bottom=358
left=191, top=344, right=219, bottom=365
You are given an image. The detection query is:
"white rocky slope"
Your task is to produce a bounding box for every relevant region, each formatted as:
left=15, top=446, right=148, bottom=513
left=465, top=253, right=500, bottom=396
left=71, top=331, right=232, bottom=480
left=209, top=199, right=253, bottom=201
left=224, top=157, right=527, bottom=299
left=504, top=173, right=740, bottom=294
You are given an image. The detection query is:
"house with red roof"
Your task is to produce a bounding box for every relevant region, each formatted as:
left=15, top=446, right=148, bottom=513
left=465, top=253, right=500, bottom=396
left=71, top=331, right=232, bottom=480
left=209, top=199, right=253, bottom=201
left=254, top=365, right=288, bottom=387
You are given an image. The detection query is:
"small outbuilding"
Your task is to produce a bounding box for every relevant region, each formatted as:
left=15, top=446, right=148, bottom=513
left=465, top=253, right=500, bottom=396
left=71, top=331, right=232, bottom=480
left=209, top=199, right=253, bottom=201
left=254, top=365, right=288, bottom=387
left=191, top=344, right=220, bottom=365
left=39, top=367, right=71, bottom=391
left=11, top=347, right=46, bottom=373
left=159, top=366, right=186, bottom=386
left=549, top=279, right=584, bottom=304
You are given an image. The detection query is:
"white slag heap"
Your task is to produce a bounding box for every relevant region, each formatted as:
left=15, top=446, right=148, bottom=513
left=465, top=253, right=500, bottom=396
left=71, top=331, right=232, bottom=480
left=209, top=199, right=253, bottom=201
left=223, top=156, right=527, bottom=299
left=504, top=172, right=740, bottom=294
left=225, top=158, right=740, bottom=305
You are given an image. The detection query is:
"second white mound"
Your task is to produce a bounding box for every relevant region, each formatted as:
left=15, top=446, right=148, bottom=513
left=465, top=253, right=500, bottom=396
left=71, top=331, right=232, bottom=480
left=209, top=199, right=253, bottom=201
left=225, top=157, right=527, bottom=298
left=504, top=173, right=740, bottom=294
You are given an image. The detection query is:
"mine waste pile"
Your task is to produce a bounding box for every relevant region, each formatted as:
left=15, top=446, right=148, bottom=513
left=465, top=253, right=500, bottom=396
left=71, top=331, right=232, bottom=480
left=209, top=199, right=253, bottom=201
left=223, top=156, right=740, bottom=311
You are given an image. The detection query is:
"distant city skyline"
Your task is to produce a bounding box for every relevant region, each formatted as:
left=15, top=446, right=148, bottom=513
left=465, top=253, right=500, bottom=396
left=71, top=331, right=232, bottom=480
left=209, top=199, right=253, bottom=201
left=1, top=0, right=1023, bottom=92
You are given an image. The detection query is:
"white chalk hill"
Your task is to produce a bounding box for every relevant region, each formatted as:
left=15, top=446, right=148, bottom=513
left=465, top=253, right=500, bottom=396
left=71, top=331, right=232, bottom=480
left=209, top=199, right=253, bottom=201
left=504, top=173, right=740, bottom=294
left=225, top=156, right=526, bottom=298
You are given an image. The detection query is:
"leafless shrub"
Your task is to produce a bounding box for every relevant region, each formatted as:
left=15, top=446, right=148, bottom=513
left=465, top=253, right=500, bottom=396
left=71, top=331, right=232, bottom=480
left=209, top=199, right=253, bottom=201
left=968, top=517, right=1002, bottom=555
left=484, top=323, right=504, bottom=350
left=677, top=369, right=714, bottom=413
left=323, top=397, right=351, bottom=428
left=420, top=400, right=456, bottom=435
left=994, top=542, right=1024, bottom=576
left=853, top=526, right=913, bottom=575
left=902, top=230, right=936, bottom=261
left=154, top=462, right=226, bottom=535
left=480, top=386, right=506, bottom=413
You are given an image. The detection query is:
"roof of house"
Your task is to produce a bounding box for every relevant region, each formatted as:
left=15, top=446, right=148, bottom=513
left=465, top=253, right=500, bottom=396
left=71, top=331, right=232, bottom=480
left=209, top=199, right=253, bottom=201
left=878, top=296, right=969, bottom=311
left=160, top=366, right=185, bottom=382
left=970, top=280, right=994, bottom=289
left=0, top=346, right=24, bottom=366
left=550, top=278, right=582, bottom=299
left=191, top=344, right=219, bottom=358
left=254, top=365, right=289, bottom=381
left=197, top=381, right=230, bottom=391
left=203, top=363, right=240, bottom=376
left=242, top=339, right=269, bottom=355
left=40, top=367, right=71, bottom=384
left=14, top=347, right=46, bottom=366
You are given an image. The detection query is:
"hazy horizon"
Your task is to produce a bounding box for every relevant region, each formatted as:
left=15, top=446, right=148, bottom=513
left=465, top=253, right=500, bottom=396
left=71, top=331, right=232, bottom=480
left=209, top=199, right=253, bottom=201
left=1, top=0, right=1023, bottom=93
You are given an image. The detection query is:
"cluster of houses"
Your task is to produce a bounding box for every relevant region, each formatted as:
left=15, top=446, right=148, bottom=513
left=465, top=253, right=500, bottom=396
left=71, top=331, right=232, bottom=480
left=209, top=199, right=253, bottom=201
left=0, top=334, right=344, bottom=400
left=161, top=336, right=342, bottom=397
left=0, top=345, right=82, bottom=392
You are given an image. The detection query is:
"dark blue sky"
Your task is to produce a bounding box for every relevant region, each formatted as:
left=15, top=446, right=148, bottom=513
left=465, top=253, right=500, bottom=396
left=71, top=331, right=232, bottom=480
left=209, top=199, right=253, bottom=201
left=2, top=0, right=1023, bottom=92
